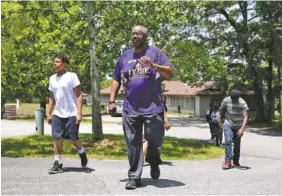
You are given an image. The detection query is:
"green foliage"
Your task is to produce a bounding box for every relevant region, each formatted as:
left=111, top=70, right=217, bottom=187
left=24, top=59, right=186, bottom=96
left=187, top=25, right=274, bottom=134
left=16, top=103, right=93, bottom=117
left=1, top=1, right=90, bottom=102
left=100, top=80, right=112, bottom=89
left=168, top=40, right=227, bottom=85
left=1, top=134, right=223, bottom=160
left=2, top=1, right=282, bottom=121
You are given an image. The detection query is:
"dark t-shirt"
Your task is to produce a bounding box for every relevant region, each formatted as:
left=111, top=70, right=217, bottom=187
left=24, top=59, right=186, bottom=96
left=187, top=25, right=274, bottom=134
left=112, top=45, right=172, bottom=115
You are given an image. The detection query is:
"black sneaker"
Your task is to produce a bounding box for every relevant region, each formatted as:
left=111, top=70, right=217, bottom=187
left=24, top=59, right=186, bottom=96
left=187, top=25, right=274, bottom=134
left=79, top=152, right=88, bottom=167
left=48, top=161, right=63, bottom=174
left=150, top=163, right=160, bottom=180
left=125, top=179, right=141, bottom=190
left=233, top=162, right=241, bottom=168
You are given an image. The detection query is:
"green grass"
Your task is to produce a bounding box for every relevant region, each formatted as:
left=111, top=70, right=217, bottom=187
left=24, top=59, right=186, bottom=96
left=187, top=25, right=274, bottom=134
left=169, top=112, right=194, bottom=118
left=248, top=118, right=282, bottom=131
left=1, top=134, right=224, bottom=160
left=14, top=116, right=118, bottom=124
left=15, top=103, right=99, bottom=117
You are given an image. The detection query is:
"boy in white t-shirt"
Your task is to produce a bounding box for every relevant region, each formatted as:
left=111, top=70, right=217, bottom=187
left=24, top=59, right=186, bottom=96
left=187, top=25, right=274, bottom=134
left=47, top=54, right=88, bottom=174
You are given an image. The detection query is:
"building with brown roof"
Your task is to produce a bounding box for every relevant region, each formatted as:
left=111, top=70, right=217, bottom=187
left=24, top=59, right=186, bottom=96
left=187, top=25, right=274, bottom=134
left=162, top=81, right=225, bottom=117
left=93, top=81, right=223, bottom=117
left=85, top=80, right=255, bottom=118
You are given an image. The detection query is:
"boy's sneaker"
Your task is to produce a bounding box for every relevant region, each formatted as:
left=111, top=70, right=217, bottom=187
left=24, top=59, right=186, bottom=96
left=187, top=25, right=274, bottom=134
left=125, top=179, right=141, bottom=190
left=222, top=161, right=231, bottom=170
left=150, top=163, right=160, bottom=180
left=79, top=152, right=88, bottom=167
left=233, top=161, right=241, bottom=168
left=48, top=161, right=63, bottom=174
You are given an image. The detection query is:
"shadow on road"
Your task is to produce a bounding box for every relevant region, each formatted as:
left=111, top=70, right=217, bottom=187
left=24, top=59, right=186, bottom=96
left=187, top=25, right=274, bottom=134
left=63, top=167, right=95, bottom=173
left=120, top=178, right=185, bottom=188
left=246, top=129, right=282, bottom=137
left=160, top=161, right=174, bottom=166
left=143, top=161, right=174, bottom=167
left=233, top=165, right=252, bottom=170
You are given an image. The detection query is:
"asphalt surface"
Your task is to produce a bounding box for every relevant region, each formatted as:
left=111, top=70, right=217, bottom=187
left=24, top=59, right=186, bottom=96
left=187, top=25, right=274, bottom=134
left=1, top=117, right=282, bottom=195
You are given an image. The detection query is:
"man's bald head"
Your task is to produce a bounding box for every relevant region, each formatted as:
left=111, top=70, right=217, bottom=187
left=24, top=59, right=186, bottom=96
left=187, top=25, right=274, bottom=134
left=132, top=25, right=149, bottom=35
left=131, top=25, right=148, bottom=50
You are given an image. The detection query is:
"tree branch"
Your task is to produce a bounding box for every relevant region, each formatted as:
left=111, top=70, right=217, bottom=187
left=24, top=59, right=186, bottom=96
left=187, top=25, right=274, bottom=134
left=238, top=1, right=248, bottom=21
left=217, top=8, right=237, bottom=30
left=247, top=15, right=258, bottom=21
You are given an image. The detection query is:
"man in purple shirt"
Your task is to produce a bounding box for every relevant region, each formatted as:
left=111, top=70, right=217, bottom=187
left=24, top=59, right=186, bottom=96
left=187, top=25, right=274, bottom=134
left=109, top=25, right=174, bottom=189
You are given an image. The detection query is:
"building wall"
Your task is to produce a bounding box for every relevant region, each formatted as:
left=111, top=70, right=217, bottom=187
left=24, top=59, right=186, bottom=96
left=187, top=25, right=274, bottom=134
left=200, top=96, right=211, bottom=118
left=86, top=93, right=223, bottom=118
left=194, top=95, right=211, bottom=118
left=194, top=96, right=201, bottom=117
left=165, top=95, right=194, bottom=113
left=86, top=94, right=124, bottom=106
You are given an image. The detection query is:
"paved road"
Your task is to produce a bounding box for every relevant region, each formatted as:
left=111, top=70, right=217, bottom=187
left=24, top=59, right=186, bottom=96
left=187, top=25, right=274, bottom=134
left=1, top=118, right=282, bottom=195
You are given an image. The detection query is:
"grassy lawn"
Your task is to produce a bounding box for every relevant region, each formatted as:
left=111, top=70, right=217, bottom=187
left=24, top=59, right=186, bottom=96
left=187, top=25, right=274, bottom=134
left=248, top=120, right=281, bottom=131
left=15, top=103, right=194, bottom=118
left=15, top=103, right=95, bottom=117
left=169, top=112, right=194, bottom=118
left=1, top=134, right=224, bottom=160
left=14, top=117, right=118, bottom=124
left=248, top=113, right=282, bottom=131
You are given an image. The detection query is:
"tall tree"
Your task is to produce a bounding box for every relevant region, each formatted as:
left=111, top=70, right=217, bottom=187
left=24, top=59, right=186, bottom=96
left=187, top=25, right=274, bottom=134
left=86, top=2, right=103, bottom=141
left=197, top=1, right=267, bottom=121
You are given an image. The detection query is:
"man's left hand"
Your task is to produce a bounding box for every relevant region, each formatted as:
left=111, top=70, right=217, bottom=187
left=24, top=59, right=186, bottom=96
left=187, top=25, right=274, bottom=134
left=75, top=114, right=82, bottom=124
left=140, top=56, right=153, bottom=67
left=237, top=128, right=244, bottom=137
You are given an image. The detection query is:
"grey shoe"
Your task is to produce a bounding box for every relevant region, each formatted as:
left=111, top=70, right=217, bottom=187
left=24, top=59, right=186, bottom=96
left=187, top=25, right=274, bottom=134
left=48, top=161, right=63, bottom=174
left=125, top=179, right=141, bottom=190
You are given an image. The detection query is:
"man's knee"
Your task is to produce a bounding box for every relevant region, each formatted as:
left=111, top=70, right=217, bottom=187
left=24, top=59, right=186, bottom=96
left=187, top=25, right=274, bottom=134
left=225, top=139, right=233, bottom=146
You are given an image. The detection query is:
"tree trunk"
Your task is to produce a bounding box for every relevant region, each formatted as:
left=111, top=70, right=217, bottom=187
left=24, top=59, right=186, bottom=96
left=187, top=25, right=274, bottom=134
left=40, top=100, right=46, bottom=117
left=280, top=63, right=282, bottom=121
left=87, top=2, right=103, bottom=141
left=253, top=82, right=266, bottom=122
left=266, top=58, right=273, bottom=123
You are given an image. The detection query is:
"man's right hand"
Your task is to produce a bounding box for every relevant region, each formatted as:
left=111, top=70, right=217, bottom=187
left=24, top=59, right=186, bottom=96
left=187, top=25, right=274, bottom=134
left=108, top=103, right=117, bottom=114
left=164, top=121, right=171, bottom=131
left=47, top=114, right=52, bottom=124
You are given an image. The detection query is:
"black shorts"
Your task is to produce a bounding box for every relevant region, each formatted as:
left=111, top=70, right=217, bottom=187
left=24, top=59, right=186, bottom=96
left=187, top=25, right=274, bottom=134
left=51, top=115, right=79, bottom=140
left=210, top=123, right=222, bottom=136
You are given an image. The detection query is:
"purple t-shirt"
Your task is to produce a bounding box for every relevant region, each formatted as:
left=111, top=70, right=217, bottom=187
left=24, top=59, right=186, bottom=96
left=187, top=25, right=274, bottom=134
left=112, top=45, right=172, bottom=115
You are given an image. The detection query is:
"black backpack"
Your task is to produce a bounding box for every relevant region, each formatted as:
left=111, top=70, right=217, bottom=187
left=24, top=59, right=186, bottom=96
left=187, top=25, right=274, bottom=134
left=210, top=109, right=220, bottom=124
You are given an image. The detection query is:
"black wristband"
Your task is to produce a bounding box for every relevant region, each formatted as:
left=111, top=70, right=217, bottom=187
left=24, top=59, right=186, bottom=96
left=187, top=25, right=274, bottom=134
left=109, top=101, right=115, bottom=104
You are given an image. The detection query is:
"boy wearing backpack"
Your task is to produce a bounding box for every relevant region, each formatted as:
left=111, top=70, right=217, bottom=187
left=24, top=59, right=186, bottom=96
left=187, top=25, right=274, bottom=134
left=205, top=103, right=214, bottom=140
left=210, top=104, right=222, bottom=146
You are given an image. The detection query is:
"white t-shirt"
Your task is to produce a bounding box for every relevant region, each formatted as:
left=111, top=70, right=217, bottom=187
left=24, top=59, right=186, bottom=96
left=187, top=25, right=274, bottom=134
left=48, top=72, right=80, bottom=118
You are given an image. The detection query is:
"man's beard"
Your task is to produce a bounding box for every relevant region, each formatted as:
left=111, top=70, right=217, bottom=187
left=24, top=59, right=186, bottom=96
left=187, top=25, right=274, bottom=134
left=132, top=39, right=145, bottom=49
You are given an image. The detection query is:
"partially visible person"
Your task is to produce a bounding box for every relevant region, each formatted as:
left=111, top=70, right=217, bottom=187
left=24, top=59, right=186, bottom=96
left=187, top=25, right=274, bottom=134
left=209, top=104, right=222, bottom=146
left=143, top=103, right=171, bottom=161
left=163, top=103, right=171, bottom=131
left=47, top=54, right=88, bottom=174
left=219, top=89, right=248, bottom=169
left=206, top=102, right=214, bottom=140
